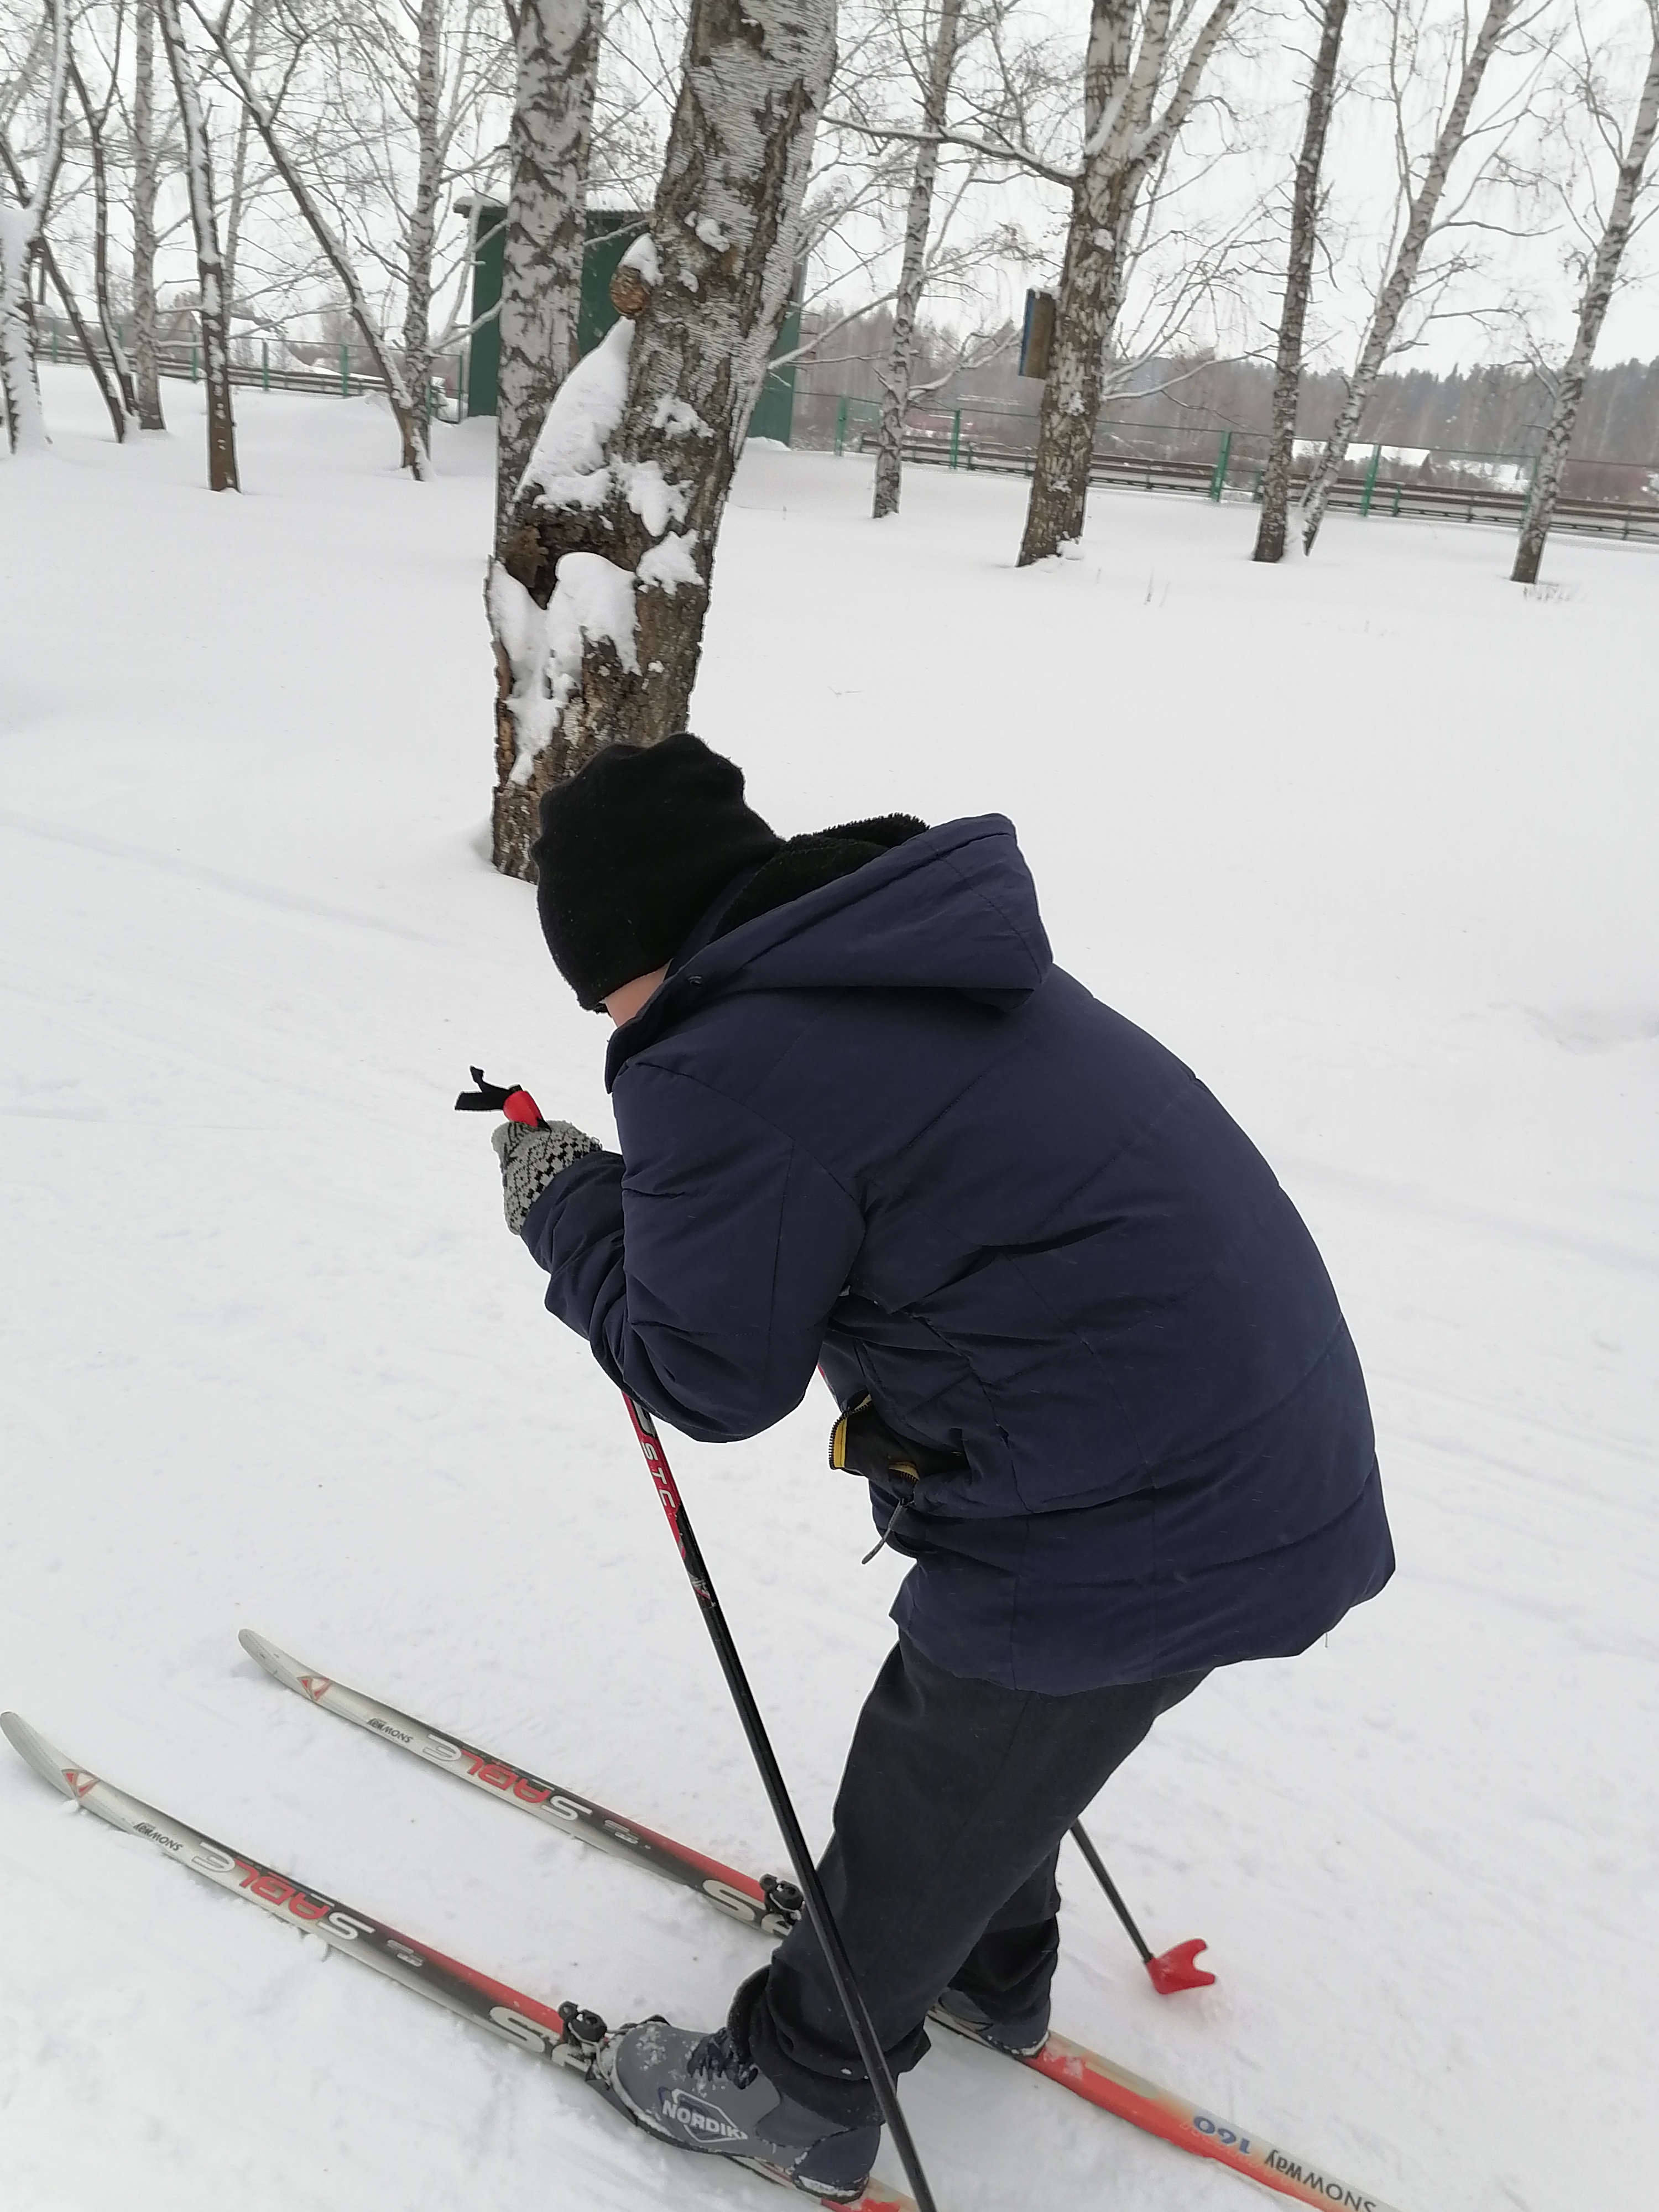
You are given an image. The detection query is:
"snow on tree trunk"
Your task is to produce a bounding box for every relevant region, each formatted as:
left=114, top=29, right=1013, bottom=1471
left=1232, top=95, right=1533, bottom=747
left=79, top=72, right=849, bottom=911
left=0, top=204, right=48, bottom=452
left=0, top=0, right=67, bottom=456
left=2, top=158, right=131, bottom=444
left=1301, top=0, right=1519, bottom=554
left=400, top=0, right=443, bottom=465
left=872, top=0, right=963, bottom=521
left=1253, top=0, right=1348, bottom=565
left=495, top=0, right=601, bottom=531
left=3, top=44, right=121, bottom=443
left=132, top=0, right=166, bottom=431
left=1512, top=15, right=1659, bottom=586
left=1017, top=0, right=1239, bottom=568
left=156, top=0, right=238, bottom=491
left=487, top=0, right=836, bottom=881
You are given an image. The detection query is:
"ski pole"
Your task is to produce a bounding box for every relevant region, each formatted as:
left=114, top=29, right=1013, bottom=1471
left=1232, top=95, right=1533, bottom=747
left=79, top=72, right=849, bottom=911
left=461, top=1070, right=941, bottom=2211
left=1068, top=1819, right=1214, bottom=1995
left=623, top=1392, right=942, bottom=2212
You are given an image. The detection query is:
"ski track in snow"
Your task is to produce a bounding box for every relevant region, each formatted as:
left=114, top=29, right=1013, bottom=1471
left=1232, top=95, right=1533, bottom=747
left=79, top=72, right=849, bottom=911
left=2, top=366, right=1655, bottom=2212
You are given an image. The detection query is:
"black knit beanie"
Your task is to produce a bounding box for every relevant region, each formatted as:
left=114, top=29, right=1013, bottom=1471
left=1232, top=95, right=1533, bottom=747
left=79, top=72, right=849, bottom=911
left=531, top=734, right=783, bottom=1009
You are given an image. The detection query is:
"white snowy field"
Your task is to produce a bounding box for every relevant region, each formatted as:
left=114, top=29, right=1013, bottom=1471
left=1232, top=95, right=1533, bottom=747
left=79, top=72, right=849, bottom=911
left=1, top=364, right=1655, bottom=2212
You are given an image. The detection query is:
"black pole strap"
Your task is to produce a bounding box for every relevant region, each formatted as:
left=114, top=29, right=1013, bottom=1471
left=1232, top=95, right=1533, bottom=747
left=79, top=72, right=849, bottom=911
left=455, top=1066, right=523, bottom=1113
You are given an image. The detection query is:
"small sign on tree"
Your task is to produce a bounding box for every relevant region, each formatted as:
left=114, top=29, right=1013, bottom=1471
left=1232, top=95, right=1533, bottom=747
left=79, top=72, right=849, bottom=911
left=1019, top=290, right=1056, bottom=381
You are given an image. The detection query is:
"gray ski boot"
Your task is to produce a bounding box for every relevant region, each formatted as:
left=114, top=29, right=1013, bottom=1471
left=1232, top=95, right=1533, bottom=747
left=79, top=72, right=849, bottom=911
left=596, top=2018, right=880, bottom=2201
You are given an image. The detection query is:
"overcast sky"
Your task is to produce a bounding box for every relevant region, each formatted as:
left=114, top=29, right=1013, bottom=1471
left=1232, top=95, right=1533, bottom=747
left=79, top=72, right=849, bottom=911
left=808, top=0, right=1659, bottom=378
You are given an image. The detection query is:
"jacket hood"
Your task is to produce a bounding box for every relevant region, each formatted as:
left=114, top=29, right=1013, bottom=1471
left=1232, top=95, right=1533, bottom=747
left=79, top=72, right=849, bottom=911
left=606, top=814, right=1052, bottom=1087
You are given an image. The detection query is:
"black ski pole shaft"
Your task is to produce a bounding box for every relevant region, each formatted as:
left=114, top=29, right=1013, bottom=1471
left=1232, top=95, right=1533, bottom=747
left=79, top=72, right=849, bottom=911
left=623, top=1393, right=942, bottom=2212
left=1069, top=1819, right=1154, bottom=1964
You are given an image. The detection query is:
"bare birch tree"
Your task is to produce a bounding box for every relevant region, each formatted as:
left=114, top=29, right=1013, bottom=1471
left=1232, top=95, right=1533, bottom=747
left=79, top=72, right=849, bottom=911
left=1512, top=0, right=1659, bottom=583
left=399, top=0, right=444, bottom=460
left=1252, top=0, right=1348, bottom=564
left=313, top=0, right=509, bottom=457
left=131, top=0, right=165, bottom=427
left=488, top=0, right=836, bottom=879
left=187, top=0, right=431, bottom=476
left=872, top=0, right=963, bottom=517
left=495, top=0, right=601, bottom=528
left=1300, top=0, right=1527, bottom=552
left=1017, top=0, right=1242, bottom=567
left=155, top=0, right=238, bottom=487
left=69, top=40, right=141, bottom=431
left=824, top=2, right=1262, bottom=464
left=2, top=117, right=134, bottom=441
left=222, top=0, right=268, bottom=312
left=0, top=0, right=67, bottom=452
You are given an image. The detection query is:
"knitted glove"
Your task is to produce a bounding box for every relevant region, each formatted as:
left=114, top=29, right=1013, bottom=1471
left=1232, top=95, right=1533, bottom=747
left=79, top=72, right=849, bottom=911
left=492, top=1118, right=601, bottom=1235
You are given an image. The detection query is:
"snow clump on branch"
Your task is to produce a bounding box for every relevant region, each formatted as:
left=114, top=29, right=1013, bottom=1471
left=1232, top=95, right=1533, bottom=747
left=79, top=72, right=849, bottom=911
left=618, top=233, right=661, bottom=288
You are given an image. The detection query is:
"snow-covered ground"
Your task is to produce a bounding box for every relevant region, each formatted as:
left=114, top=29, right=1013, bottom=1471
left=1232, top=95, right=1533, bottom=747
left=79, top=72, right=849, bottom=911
left=2, top=366, right=1655, bottom=2212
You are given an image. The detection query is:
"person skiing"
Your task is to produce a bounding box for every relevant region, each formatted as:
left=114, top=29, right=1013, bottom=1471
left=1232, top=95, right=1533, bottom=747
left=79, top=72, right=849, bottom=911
left=485, top=733, right=1393, bottom=2200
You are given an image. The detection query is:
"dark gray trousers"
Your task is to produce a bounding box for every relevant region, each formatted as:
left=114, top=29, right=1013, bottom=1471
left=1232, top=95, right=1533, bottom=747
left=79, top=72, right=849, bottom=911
left=732, top=1635, right=1206, bottom=2126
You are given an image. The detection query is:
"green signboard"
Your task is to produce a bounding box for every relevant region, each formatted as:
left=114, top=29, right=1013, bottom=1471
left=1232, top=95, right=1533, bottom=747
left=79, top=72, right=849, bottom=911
left=750, top=287, right=802, bottom=445
left=462, top=199, right=505, bottom=418
left=462, top=202, right=798, bottom=445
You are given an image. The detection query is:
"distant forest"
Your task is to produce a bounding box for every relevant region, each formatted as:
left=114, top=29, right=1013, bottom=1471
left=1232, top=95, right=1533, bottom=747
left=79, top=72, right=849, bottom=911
left=794, top=309, right=1659, bottom=479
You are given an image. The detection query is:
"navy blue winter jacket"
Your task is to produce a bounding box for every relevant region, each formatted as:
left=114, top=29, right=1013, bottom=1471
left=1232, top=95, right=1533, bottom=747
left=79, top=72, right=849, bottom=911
left=523, top=815, right=1392, bottom=1692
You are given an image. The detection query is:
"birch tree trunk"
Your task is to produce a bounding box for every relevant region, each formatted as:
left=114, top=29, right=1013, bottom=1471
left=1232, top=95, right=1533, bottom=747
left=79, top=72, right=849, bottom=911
left=132, top=0, right=166, bottom=429
left=156, top=0, right=238, bottom=489
left=400, top=0, right=444, bottom=463
left=0, top=0, right=67, bottom=454
left=495, top=0, right=601, bottom=529
left=223, top=0, right=267, bottom=315
left=0, top=207, right=44, bottom=448
left=1017, top=0, right=1239, bottom=567
left=1253, top=0, right=1348, bottom=564
left=872, top=0, right=963, bottom=520
left=70, top=54, right=140, bottom=429
left=1512, top=10, right=1659, bottom=584
left=1301, top=0, right=1518, bottom=553
left=1018, top=168, right=1125, bottom=566
left=488, top=0, right=836, bottom=880
left=44, top=225, right=132, bottom=438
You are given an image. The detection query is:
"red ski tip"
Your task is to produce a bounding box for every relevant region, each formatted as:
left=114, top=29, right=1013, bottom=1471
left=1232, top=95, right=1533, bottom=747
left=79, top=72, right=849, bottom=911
left=503, top=1088, right=544, bottom=1127
left=1145, top=1939, right=1214, bottom=1995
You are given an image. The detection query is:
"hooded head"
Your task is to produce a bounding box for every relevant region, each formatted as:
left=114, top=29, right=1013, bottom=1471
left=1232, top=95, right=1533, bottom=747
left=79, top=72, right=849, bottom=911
left=531, top=734, right=783, bottom=1009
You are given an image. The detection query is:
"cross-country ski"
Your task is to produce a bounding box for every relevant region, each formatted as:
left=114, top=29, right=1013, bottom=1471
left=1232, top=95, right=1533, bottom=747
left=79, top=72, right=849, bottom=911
left=0, top=1711, right=918, bottom=2212
left=238, top=1626, right=1401, bottom=2212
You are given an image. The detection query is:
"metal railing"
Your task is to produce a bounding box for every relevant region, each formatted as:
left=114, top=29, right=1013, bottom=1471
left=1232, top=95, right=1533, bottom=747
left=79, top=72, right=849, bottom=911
left=832, top=413, right=1659, bottom=545
left=41, top=321, right=468, bottom=410
left=41, top=321, right=1659, bottom=545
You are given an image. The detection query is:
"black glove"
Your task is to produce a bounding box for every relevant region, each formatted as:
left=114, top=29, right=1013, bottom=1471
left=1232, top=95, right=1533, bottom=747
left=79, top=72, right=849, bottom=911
left=492, top=1118, right=601, bottom=1234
